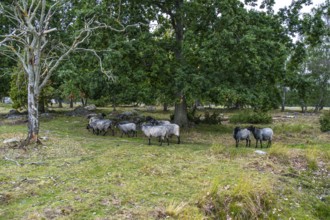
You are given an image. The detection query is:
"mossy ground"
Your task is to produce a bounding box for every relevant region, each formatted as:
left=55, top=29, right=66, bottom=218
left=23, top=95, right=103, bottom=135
left=0, top=104, right=329, bottom=219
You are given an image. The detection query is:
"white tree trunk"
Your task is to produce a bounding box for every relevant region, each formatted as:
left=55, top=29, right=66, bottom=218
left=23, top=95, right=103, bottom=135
left=27, top=77, right=40, bottom=142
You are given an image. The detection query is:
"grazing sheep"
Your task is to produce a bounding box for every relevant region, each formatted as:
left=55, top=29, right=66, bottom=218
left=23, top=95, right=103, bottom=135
left=86, top=116, right=104, bottom=134
left=247, top=126, right=273, bottom=148
left=88, top=119, right=114, bottom=136
left=117, top=122, right=137, bottom=137
left=163, top=123, right=180, bottom=144
left=141, top=123, right=169, bottom=146
left=97, top=119, right=114, bottom=136
left=86, top=120, right=99, bottom=134
left=233, top=127, right=251, bottom=147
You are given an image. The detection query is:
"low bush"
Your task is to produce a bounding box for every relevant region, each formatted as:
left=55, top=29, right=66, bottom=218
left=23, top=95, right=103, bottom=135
left=92, top=96, right=109, bottom=107
left=229, top=110, right=272, bottom=124
left=319, top=111, right=330, bottom=132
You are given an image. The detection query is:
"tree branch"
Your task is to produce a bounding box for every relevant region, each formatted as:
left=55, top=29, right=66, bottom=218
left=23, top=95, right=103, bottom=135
left=3, top=156, right=21, bottom=166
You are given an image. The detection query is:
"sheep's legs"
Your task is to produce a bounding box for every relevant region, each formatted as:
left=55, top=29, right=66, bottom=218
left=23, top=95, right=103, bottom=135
left=245, top=139, right=250, bottom=147
left=245, top=139, right=247, bottom=147
left=177, top=136, right=180, bottom=144
left=267, top=140, right=272, bottom=147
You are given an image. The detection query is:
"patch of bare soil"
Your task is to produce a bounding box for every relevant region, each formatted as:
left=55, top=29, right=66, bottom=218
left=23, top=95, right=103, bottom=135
left=244, top=160, right=281, bottom=174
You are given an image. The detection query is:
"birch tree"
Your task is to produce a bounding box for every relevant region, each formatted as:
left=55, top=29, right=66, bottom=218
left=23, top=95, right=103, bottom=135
left=0, top=0, right=139, bottom=145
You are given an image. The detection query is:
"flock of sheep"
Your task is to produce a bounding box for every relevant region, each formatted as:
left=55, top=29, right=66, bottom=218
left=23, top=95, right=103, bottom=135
left=86, top=113, right=273, bottom=147
left=86, top=114, right=180, bottom=146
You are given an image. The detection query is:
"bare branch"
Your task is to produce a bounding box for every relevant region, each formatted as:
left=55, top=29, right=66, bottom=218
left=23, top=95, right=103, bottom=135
left=93, top=20, right=147, bottom=32
left=43, top=28, right=57, bottom=34
left=29, top=0, right=41, bottom=24
left=76, top=47, right=116, bottom=81
left=4, top=156, right=22, bottom=166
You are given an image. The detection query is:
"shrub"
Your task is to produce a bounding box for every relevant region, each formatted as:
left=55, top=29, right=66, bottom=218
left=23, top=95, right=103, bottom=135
left=186, top=109, right=222, bottom=125
left=92, top=96, right=109, bottom=107
left=203, top=111, right=222, bottom=124
left=229, top=110, right=272, bottom=124
left=319, top=111, right=330, bottom=132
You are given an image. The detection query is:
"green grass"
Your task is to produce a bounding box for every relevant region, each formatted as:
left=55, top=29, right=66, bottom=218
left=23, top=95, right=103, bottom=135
left=0, top=105, right=329, bottom=219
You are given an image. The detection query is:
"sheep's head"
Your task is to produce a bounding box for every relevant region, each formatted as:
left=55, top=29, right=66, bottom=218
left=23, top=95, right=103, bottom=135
left=247, top=126, right=256, bottom=132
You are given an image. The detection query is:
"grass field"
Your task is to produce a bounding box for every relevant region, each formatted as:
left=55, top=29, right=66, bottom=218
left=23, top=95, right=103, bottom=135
left=0, top=103, right=329, bottom=219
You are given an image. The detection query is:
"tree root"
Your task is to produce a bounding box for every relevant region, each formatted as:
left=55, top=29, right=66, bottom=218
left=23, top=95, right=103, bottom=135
left=19, top=136, right=43, bottom=150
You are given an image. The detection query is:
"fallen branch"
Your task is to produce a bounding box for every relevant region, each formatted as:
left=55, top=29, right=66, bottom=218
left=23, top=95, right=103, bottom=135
left=25, top=161, right=48, bottom=166
left=3, top=156, right=21, bottom=166
left=3, top=156, right=47, bottom=166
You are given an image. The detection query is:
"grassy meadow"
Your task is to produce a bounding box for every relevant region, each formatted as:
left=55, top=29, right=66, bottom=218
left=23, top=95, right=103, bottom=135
left=0, top=103, right=329, bottom=219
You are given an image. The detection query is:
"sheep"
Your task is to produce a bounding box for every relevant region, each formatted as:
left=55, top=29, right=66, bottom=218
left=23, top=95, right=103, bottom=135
left=163, top=123, right=180, bottom=144
left=233, top=126, right=251, bottom=147
left=116, top=122, right=137, bottom=137
left=98, top=119, right=115, bottom=136
left=86, top=116, right=104, bottom=133
left=247, top=126, right=273, bottom=148
left=141, top=123, right=169, bottom=146
left=86, top=120, right=99, bottom=134
left=88, top=119, right=115, bottom=136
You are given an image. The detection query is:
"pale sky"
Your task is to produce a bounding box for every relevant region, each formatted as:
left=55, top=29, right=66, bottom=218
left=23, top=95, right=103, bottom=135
left=273, top=0, right=326, bottom=13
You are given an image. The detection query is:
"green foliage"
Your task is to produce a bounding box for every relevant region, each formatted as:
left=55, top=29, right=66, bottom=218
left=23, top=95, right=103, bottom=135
left=9, top=67, right=27, bottom=110
left=0, top=66, right=12, bottom=100
left=229, top=110, right=272, bottom=124
left=92, top=96, right=109, bottom=107
left=319, top=111, right=330, bottom=132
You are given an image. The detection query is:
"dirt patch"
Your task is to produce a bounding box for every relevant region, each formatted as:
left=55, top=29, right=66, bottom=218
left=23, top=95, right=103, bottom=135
left=244, top=160, right=282, bottom=174
left=43, top=206, right=74, bottom=219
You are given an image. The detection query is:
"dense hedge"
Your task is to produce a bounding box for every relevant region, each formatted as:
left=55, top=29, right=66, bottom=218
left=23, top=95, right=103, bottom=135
left=229, top=111, right=272, bottom=124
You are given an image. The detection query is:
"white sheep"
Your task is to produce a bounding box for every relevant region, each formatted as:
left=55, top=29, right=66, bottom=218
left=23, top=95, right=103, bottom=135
left=117, top=122, right=137, bottom=137
left=141, top=123, right=169, bottom=146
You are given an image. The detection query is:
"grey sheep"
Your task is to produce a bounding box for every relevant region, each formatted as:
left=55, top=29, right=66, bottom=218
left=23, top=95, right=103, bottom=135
left=117, top=122, right=137, bottom=137
left=88, top=119, right=114, bottom=136
left=247, top=126, right=273, bottom=148
left=141, top=123, right=169, bottom=146
left=233, top=126, right=251, bottom=147
left=163, top=123, right=180, bottom=144
left=86, top=117, right=103, bottom=134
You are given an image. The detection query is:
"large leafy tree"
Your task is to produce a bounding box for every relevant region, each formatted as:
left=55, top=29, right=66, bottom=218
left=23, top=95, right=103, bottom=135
left=184, top=0, right=288, bottom=110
